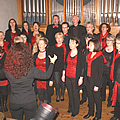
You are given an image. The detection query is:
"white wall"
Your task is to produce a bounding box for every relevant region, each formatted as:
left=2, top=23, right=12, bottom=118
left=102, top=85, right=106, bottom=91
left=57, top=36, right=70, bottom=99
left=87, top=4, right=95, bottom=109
left=0, top=0, right=18, bottom=33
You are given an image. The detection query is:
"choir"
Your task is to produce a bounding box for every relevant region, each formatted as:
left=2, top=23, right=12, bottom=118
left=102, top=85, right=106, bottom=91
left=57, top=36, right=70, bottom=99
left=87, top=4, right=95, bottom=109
left=0, top=15, right=120, bottom=120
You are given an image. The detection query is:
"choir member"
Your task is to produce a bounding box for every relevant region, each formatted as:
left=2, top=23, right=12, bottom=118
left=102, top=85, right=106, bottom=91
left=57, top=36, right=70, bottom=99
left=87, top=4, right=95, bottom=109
left=82, top=22, right=97, bottom=50
left=5, top=18, right=21, bottom=46
left=32, top=34, right=42, bottom=55
left=101, top=35, right=116, bottom=107
left=46, top=15, right=62, bottom=46
left=0, top=41, right=57, bottom=120
left=97, top=23, right=111, bottom=49
left=0, top=31, right=10, bottom=53
left=22, top=21, right=32, bottom=43
left=0, top=48, right=8, bottom=113
left=62, top=37, right=85, bottom=117
left=69, top=16, right=87, bottom=50
left=50, top=32, right=67, bottom=102
left=110, top=36, right=120, bottom=120
left=20, top=33, right=31, bottom=49
left=34, top=37, right=53, bottom=104
left=83, top=38, right=104, bottom=120
left=62, top=22, right=72, bottom=46
left=80, top=34, right=94, bottom=105
left=29, top=22, right=45, bottom=47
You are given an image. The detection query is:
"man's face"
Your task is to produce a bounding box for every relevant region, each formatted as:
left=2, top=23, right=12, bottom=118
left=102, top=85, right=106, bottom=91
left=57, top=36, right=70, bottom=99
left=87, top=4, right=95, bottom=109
left=62, top=24, right=69, bottom=34
left=53, top=16, right=59, bottom=25
left=72, top=16, right=79, bottom=26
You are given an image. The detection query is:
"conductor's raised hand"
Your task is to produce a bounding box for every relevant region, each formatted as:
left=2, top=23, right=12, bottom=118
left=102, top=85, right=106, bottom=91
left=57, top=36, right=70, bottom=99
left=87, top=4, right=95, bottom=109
left=48, top=54, right=57, bottom=64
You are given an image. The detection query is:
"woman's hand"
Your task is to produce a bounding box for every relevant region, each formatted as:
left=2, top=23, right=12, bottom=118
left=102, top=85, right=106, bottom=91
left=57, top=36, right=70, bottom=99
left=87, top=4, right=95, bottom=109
left=78, top=77, right=83, bottom=86
left=61, top=70, right=65, bottom=82
left=62, top=75, right=65, bottom=82
left=94, top=86, right=99, bottom=92
left=48, top=54, right=57, bottom=64
left=49, top=81, right=53, bottom=87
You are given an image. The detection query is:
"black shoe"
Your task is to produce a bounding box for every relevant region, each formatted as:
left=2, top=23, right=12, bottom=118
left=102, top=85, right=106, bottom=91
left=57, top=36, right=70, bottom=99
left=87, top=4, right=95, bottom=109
left=61, top=98, right=64, bottom=101
left=110, top=111, right=114, bottom=114
left=110, top=116, right=118, bottom=120
left=80, top=100, right=86, bottom=105
left=93, top=116, right=101, bottom=120
left=0, top=105, right=3, bottom=112
left=83, top=114, right=93, bottom=119
left=3, top=101, right=8, bottom=112
left=67, top=110, right=72, bottom=113
left=56, top=99, right=59, bottom=102
left=71, top=114, right=77, bottom=117
left=56, top=96, right=60, bottom=102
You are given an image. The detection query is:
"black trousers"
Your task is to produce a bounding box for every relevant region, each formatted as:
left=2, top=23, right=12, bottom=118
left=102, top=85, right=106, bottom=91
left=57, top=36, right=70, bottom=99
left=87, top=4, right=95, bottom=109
left=38, top=89, right=47, bottom=103
left=101, top=73, right=114, bottom=102
left=66, top=77, right=80, bottom=115
left=114, top=101, right=120, bottom=118
left=54, top=72, right=65, bottom=96
left=9, top=101, right=37, bottom=120
left=81, top=85, right=87, bottom=101
left=86, top=85, right=102, bottom=119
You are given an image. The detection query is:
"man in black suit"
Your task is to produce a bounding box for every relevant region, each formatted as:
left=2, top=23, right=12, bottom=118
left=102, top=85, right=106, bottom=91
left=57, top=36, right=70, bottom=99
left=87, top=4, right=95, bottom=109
left=69, top=16, right=87, bottom=50
left=46, top=15, right=62, bottom=46
left=62, top=22, right=72, bottom=47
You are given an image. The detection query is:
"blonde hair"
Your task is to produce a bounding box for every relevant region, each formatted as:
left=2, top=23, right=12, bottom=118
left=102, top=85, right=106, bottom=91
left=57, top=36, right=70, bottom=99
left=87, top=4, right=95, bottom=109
left=38, top=37, right=49, bottom=45
left=107, top=34, right=115, bottom=41
left=14, top=36, right=24, bottom=43
left=32, top=43, right=38, bottom=55
left=55, top=32, right=64, bottom=40
left=35, top=33, right=42, bottom=41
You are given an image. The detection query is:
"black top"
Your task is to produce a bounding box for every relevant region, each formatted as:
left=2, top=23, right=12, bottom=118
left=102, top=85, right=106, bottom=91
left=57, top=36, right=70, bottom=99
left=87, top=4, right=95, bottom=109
left=49, top=45, right=68, bottom=72
left=0, top=64, right=54, bottom=104
left=85, top=55, right=104, bottom=90
left=102, top=50, right=113, bottom=74
left=63, top=33, right=72, bottom=46
left=114, top=56, right=120, bottom=101
left=69, top=25, right=87, bottom=50
left=5, top=29, right=21, bottom=46
left=46, top=24, right=62, bottom=46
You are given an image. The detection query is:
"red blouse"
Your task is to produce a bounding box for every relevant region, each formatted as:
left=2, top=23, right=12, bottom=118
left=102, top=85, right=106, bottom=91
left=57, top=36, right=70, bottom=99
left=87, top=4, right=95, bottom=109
left=11, top=31, right=17, bottom=45
left=36, top=56, right=47, bottom=89
left=66, top=50, right=78, bottom=78
left=32, top=35, right=35, bottom=46
left=25, top=32, right=29, bottom=36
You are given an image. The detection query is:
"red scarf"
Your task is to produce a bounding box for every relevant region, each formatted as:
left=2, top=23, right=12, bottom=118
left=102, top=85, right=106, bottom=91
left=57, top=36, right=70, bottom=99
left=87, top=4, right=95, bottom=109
left=100, top=32, right=108, bottom=49
left=110, top=51, right=120, bottom=81
left=111, top=81, right=120, bottom=106
left=86, top=51, right=107, bottom=77
left=55, top=43, right=66, bottom=62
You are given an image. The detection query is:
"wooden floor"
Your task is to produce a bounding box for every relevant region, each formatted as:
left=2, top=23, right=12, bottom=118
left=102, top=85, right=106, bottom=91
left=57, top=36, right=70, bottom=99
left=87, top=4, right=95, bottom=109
left=3, top=89, right=114, bottom=120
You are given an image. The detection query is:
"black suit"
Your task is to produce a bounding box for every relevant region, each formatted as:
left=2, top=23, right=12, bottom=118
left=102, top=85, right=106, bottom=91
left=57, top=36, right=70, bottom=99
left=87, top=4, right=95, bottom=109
left=46, top=24, right=62, bottom=46
left=69, top=25, right=87, bottom=50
